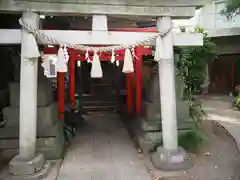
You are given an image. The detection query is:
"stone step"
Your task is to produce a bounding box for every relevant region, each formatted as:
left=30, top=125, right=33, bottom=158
left=90, top=83, right=110, bottom=87
left=81, top=93, right=117, bottom=113
left=85, top=111, right=117, bottom=115
left=90, top=89, right=115, bottom=95
left=83, top=101, right=116, bottom=107
left=82, top=94, right=116, bottom=101
left=83, top=105, right=116, bottom=113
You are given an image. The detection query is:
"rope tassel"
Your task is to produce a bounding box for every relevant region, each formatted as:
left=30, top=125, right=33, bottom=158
left=154, top=35, right=165, bottom=62
left=91, top=51, right=103, bottom=78
left=122, top=48, right=134, bottom=73
left=55, top=46, right=68, bottom=72
left=111, top=49, right=115, bottom=63
left=23, top=33, right=40, bottom=59
left=116, top=60, right=119, bottom=67
left=85, top=49, right=91, bottom=63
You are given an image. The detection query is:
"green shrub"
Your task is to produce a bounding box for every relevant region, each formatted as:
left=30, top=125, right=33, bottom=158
left=233, top=96, right=240, bottom=110
left=150, top=129, right=208, bottom=153
left=178, top=130, right=208, bottom=153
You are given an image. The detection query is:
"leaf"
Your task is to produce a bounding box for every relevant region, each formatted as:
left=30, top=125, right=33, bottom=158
left=222, top=0, right=240, bottom=18
left=176, top=27, right=217, bottom=96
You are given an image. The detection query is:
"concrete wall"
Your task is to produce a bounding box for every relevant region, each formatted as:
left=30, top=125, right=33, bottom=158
left=8, top=0, right=211, bottom=7
left=0, top=0, right=212, bottom=18
left=196, top=1, right=240, bottom=37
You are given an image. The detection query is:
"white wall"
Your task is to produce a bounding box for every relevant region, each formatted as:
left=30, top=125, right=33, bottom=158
left=198, top=1, right=240, bottom=33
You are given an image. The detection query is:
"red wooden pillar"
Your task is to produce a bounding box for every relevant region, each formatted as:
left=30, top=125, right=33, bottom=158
left=126, top=73, right=133, bottom=115
left=135, top=47, right=143, bottom=115
left=69, top=55, right=76, bottom=107
left=57, top=72, right=65, bottom=119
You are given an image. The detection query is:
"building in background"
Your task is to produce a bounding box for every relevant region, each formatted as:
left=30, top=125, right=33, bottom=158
left=193, top=0, right=240, bottom=95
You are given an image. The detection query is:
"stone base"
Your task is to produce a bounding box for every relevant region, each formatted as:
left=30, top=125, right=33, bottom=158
left=135, top=121, right=195, bottom=154
left=144, top=101, right=161, bottom=121
left=3, top=103, right=59, bottom=127
left=0, top=125, right=65, bottom=161
left=139, top=118, right=196, bottom=132
left=136, top=130, right=162, bottom=154
left=0, top=121, right=63, bottom=139
left=0, top=88, right=9, bottom=108
left=2, top=154, right=51, bottom=180
left=151, top=147, right=192, bottom=171
left=137, top=136, right=158, bottom=154
left=140, top=118, right=161, bottom=132
left=144, top=100, right=190, bottom=122
left=9, top=82, right=53, bottom=107
left=0, top=142, right=65, bottom=162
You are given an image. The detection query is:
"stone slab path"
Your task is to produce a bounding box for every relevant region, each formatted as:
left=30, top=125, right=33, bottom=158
left=200, top=95, right=240, bottom=151
left=57, top=113, right=151, bottom=180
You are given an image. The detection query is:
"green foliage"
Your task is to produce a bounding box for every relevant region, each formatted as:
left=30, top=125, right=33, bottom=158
left=189, top=96, right=207, bottom=127
left=171, top=27, right=213, bottom=153
left=176, top=27, right=217, bottom=98
left=150, top=96, right=208, bottom=153
left=150, top=129, right=208, bottom=153
left=233, top=95, right=240, bottom=110
left=182, top=96, right=208, bottom=153
left=178, top=129, right=208, bottom=153
left=222, top=0, right=240, bottom=18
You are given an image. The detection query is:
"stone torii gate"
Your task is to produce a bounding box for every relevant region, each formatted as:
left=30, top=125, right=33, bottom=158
left=0, top=0, right=204, bottom=178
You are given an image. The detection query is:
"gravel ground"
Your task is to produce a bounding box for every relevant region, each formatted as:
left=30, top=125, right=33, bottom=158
left=144, top=120, right=240, bottom=180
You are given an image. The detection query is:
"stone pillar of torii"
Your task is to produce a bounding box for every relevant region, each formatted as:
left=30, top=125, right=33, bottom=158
left=152, top=17, right=190, bottom=170
left=1, top=11, right=202, bottom=178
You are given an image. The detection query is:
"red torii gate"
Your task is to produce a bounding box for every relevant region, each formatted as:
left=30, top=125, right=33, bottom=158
left=44, top=27, right=155, bottom=118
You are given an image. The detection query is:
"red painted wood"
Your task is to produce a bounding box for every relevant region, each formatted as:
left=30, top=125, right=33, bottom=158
left=44, top=39, right=153, bottom=116
left=43, top=47, right=58, bottom=54
left=126, top=73, right=133, bottom=115
left=57, top=72, right=65, bottom=119
left=43, top=47, right=152, bottom=62
left=71, top=53, right=125, bottom=61
left=135, top=47, right=143, bottom=115
left=69, top=56, right=76, bottom=107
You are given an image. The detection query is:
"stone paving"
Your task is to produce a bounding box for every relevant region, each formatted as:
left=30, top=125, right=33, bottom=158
left=57, top=113, right=151, bottom=180
left=200, top=95, right=240, bottom=151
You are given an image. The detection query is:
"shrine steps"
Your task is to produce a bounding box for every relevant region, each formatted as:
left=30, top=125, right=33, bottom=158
left=82, top=93, right=118, bottom=114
